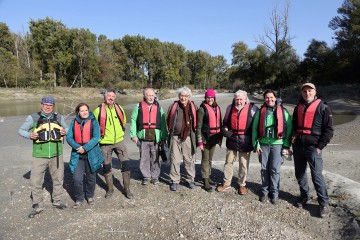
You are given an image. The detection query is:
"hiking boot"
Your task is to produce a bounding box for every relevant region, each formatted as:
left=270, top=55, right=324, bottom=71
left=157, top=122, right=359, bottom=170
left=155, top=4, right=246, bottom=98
left=203, top=178, right=214, bottom=192
left=270, top=198, right=278, bottom=205
left=216, top=184, right=231, bottom=192
left=53, top=201, right=67, bottom=209
left=28, top=204, right=44, bottom=218
left=72, top=201, right=83, bottom=209
left=170, top=183, right=177, bottom=191
left=142, top=178, right=150, bottom=185
left=122, top=171, right=133, bottom=199
left=151, top=179, right=160, bottom=185
left=208, top=178, right=216, bottom=186
left=296, top=197, right=310, bottom=208
left=259, top=194, right=267, bottom=203
left=87, top=198, right=95, bottom=205
left=188, top=182, right=196, bottom=189
left=239, top=186, right=248, bottom=195
left=104, top=172, right=114, bottom=199
left=320, top=205, right=330, bottom=218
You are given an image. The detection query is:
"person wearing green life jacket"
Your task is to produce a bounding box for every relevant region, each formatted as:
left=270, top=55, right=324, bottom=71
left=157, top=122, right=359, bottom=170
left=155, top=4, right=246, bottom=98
left=18, top=96, right=69, bottom=218
left=130, top=88, right=168, bottom=186
left=252, top=89, right=293, bottom=205
left=92, top=89, right=133, bottom=199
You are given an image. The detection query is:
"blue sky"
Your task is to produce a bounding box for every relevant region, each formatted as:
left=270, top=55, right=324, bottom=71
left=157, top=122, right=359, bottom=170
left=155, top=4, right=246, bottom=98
left=0, top=0, right=343, bottom=63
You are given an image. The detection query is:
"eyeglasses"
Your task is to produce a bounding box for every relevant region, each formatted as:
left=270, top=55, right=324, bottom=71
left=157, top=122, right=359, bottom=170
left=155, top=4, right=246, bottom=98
left=180, top=95, right=189, bottom=98
left=205, top=96, right=214, bottom=99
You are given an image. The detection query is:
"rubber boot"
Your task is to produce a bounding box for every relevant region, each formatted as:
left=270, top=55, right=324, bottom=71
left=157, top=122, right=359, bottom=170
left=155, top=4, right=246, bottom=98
left=122, top=171, right=133, bottom=199
left=203, top=178, right=214, bottom=192
left=104, top=172, right=114, bottom=198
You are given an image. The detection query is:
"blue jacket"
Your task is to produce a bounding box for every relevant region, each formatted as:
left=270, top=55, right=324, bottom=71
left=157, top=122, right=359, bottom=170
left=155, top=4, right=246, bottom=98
left=66, top=112, right=104, bottom=174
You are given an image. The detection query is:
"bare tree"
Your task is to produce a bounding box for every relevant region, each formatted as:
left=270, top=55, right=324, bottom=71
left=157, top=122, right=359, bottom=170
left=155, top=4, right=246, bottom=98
left=258, top=1, right=293, bottom=56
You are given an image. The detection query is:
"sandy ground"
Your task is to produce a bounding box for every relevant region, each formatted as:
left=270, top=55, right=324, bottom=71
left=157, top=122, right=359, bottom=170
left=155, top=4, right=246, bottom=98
left=0, top=93, right=360, bottom=239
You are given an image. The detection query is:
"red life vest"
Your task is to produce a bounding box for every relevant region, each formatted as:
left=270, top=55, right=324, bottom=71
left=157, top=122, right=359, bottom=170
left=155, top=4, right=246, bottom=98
left=296, top=99, right=321, bottom=135
left=73, top=119, right=92, bottom=144
left=137, top=100, right=161, bottom=130
left=258, top=104, right=286, bottom=139
left=230, top=103, right=252, bottom=135
left=167, top=101, right=196, bottom=131
left=98, top=103, right=125, bottom=138
left=201, top=103, right=221, bottom=134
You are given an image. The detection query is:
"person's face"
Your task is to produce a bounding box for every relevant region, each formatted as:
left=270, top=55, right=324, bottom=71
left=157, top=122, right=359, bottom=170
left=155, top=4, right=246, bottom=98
left=144, top=89, right=155, bottom=104
left=78, top=105, right=89, bottom=119
left=301, top=87, right=316, bottom=103
left=234, top=95, right=247, bottom=107
left=179, top=92, right=190, bottom=106
left=264, top=92, right=277, bottom=107
left=41, top=103, right=54, bottom=114
left=105, top=92, right=116, bottom=106
left=205, top=96, right=214, bottom=106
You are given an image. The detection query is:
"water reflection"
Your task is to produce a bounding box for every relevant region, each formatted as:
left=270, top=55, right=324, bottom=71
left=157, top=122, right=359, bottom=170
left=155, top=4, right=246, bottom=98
left=332, top=111, right=356, bottom=125
left=0, top=96, right=142, bottom=118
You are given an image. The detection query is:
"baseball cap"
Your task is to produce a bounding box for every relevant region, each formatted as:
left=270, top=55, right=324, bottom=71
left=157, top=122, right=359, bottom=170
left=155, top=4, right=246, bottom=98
left=41, top=96, right=55, bottom=105
left=301, top=83, right=316, bottom=91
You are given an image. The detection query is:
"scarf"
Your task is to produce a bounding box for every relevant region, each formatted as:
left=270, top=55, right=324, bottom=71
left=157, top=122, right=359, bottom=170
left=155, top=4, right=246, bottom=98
left=179, top=102, right=191, bottom=141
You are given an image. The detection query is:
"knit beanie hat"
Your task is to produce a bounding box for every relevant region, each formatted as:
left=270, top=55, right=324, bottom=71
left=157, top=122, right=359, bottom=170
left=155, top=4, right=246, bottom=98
left=205, top=89, right=216, bottom=98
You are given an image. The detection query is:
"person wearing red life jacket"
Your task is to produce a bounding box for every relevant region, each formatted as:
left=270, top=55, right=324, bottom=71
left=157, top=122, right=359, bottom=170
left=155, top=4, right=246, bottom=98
left=167, top=86, right=197, bottom=191
left=92, top=89, right=133, bottom=199
left=196, top=89, right=223, bottom=192
left=216, top=90, right=258, bottom=195
left=130, top=88, right=168, bottom=185
left=292, top=83, right=334, bottom=218
left=18, top=96, right=68, bottom=218
left=66, top=103, right=104, bottom=208
left=252, top=89, right=293, bottom=205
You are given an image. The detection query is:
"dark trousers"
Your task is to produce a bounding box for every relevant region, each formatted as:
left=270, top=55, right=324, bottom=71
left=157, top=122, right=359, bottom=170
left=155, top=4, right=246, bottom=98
left=201, top=143, right=216, bottom=179
left=73, top=155, right=96, bottom=202
left=293, top=144, right=329, bottom=206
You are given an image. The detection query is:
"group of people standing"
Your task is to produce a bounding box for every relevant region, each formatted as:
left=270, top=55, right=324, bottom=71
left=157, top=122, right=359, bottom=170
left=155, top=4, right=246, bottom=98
left=19, top=83, right=333, bottom=219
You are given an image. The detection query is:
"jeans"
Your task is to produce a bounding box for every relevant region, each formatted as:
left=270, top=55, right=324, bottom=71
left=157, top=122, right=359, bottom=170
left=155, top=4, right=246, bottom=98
left=73, top=155, right=96, bottom=202
left=259, top=144, right=282, bottom=199
left=293, top=144, right=329, bottom=206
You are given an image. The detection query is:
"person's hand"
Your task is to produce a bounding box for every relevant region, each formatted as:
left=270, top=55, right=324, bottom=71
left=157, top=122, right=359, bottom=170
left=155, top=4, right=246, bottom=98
left=60, top=128, right=67, bottom=136
left=316, top=148, right=321, bottom=154
left=132, top=137, right=139, bottom=144
left=198, top=142, right=204, bottom=151
left=77, top=146, right=85, bottom=154
left=30, top=132, right=38, bottom=140
left=256, top=148, right=263, bottom=154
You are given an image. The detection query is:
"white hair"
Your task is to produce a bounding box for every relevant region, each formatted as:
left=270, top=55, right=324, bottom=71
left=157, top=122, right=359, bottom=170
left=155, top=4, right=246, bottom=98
left=177, top=86, right=192, bottom=98
left=234, top=90, right=248, bottom=99
left=143, top=88, right=155, bottom=97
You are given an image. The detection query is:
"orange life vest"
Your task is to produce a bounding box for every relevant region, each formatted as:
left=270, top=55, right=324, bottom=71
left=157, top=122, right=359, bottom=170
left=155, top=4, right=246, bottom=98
left=296, top=99, right=321, bottom=135
left=137, top=100, right=161, bottom=130
left=230, top=103, right=252, bottom=135
left=73, top=119, right=92, bottom=144
left=98, top=103, right=125, bottom=138
left=201, top=103, right=221, bottom=134
left=167, top=101, right=196, bottom=131
left=258, top=104, right=286, bottom=139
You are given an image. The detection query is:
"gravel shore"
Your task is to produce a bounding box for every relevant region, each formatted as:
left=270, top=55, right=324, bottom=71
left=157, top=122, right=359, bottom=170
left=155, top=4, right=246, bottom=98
left=1, top=93, right=360, bottom=239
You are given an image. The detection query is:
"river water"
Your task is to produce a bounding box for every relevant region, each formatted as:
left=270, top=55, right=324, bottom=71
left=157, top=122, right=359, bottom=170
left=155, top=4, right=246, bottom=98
left=0, top=96, right=356, bottom=126
left=0, top=96, right=142, bottom=118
